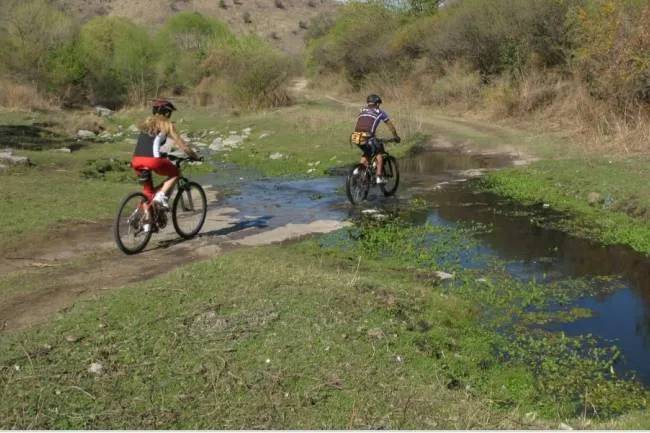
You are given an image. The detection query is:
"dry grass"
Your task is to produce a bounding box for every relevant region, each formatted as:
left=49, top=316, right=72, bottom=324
left=0, top=79, right=52, bottom=111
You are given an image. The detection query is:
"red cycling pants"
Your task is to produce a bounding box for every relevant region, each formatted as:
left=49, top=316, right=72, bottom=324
left=131, top=156, right=179, bottom=201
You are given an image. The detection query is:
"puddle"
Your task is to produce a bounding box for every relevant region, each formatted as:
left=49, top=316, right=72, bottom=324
left=395, top=151, right=650, bottom=385
left=196, top=150, right=650, bottom=384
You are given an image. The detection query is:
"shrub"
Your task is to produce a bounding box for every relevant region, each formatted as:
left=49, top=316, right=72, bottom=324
left=571, top=0, right=650, bottom=112
left=0, top=0, right=76, bottom=88
left=307, top=3, right=401, bottom=86
left=426, top=0, right=575, bottom=76
left=0, top=78, right=50, bottom=110
left=156, top=12, right=233, bottom=89
left=79, top=17, right=157, bottom=107
left=203, top=36, right=293, bottom=109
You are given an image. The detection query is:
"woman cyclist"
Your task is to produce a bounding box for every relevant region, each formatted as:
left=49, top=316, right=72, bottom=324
left=131, top=99, right=200, bottom=210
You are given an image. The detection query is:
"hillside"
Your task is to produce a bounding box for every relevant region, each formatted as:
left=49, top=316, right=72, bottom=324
left=51, top=0, right=340, bottom=54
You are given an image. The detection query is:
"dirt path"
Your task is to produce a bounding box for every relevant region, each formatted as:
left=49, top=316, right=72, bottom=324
left=0, top=181, right=350, bottom=332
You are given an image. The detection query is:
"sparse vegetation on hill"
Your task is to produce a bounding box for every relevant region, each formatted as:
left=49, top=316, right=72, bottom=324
left=0, top=4, right=295, bottom=109
left=307, top=0, right=650, bottom=153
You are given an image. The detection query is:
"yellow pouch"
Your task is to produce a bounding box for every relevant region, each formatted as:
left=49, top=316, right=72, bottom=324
left=350, top=131, right=371, bottom=145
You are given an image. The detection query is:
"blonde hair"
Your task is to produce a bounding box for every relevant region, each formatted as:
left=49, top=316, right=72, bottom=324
left=139, top=115, right=172, bottom=136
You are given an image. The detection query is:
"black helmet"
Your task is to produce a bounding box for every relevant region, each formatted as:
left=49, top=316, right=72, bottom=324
left=152, top=98, right=176, bottom=117
left=366, top=94, right=382, bottom=105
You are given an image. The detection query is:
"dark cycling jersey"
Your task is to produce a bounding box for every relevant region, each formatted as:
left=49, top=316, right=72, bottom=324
left=134, top=132, right=167, bottom=158
left=354, top=107, right=390, bottom=136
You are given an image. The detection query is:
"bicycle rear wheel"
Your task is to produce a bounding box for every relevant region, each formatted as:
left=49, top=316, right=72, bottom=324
left=114, top=192, right=152, bottom=255
left=172, top=181, right=207, bottom=239
left=380, top=155, right=399, bottom=196
left=346, top=164, right=371, bottom=205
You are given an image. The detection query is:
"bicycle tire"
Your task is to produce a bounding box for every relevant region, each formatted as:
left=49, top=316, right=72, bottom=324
left=346, top=164, right=371, bottom=205
left=114, top=192, right=152, bottom=255
left=172, top=181, right=207, bottom=239
left=380, top=155, right=399, bottom=196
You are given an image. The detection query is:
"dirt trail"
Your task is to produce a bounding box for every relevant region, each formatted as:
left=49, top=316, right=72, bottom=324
left=0, top=183, right=349, bottom=332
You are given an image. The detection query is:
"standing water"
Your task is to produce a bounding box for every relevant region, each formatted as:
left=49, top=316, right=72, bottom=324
left=399, top=150, right=650, bottom=384
left=199, top=151, right=650, bottom=384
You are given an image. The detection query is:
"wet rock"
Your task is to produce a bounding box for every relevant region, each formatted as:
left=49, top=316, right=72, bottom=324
left=94, top=106, right=113, bottom=117
left=77, top=129, right=96, bottom=139
left=587, top=192, right=602, bottom=205
left=88, top=362, right=103, bottom=375
left=269, top=152, right=284, bottom=160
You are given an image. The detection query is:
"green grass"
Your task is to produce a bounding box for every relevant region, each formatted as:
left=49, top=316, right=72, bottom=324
left=479, top=157, right=650, bottom=255
left=1, top=218, right=648, bottom=428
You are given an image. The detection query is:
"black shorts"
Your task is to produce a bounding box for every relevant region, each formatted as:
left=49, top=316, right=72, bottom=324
left=357, top=138, right=384, bottom=158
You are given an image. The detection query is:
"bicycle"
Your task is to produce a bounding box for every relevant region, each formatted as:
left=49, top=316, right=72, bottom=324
left=345, top=137, right=400, bottom=205
left=114, top=154, right=208, bottom=255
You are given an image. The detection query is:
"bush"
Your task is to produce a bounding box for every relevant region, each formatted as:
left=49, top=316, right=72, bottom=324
left=203, top=36, right=293, bottom=108
left=156, top=12, right=233, bottom=89
left=0, top=0, right=76, bottom=89
left=571, top=0, right=650, bottom=111
left=426, top=0, right=575, bottom=76
left=79, top=17, right=157, bottom=107
left=307, top=3, right=402, bottom=86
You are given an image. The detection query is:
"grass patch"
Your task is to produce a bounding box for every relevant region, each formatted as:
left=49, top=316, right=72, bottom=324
left=479, top=157, right=650, bottom=255
left=1, top=217, right=647, bottom=428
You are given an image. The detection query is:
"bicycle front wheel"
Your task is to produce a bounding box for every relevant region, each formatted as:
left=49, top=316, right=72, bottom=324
left=346, top=164, right=371, bottom=205
left=172, top=181, right=207, bottom=239
left=380, top=155, right=399, bottom=196
left=114, top=192, right=152, bottom=255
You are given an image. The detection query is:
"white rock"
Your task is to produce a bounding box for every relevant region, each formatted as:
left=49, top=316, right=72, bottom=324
left=54, top=148, right=72, bottom=153
left=223, top=135, right=244, bottom=147
left=194, top=142, right=208, bottom=148
left=94, top=106, right=113, bottom=117
left=242, top=127, right=252, bottom=135
left=77, top=129, right=96, bottom=139
left=88, top=362, right=103, bottom=375
left=269, top=152, right=284, bottom=160
left=128, top=124, right=139, bottom=133
left=229, top=130, right=237, bottom=134
left=307, top=168, right=316, bottom=174
left=259, top=132, right=271, bottom=139
left=0, top=151, right=29, bottom=165
left=209, top=138, right=224, bottom=151
left=434, top=271, right=455, bottom=280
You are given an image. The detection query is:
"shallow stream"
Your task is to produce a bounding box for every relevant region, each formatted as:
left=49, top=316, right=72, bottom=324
left=200, top=149, right=650, bottom=385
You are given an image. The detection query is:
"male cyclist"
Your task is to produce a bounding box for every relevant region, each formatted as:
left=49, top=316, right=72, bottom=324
left=131, top=99, right=200, bottom=210
left=351, top=94, right=401, bottom=184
